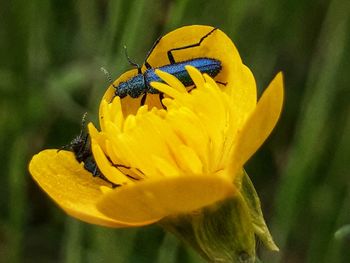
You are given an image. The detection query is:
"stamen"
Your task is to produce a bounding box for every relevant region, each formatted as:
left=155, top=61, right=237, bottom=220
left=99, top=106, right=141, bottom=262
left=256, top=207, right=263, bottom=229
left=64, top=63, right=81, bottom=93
left=186, top=66, right=205, bottom=89
left=152, top=155, right=180, bottom=177
left=91, top=141, right=134, bottom=185
left=100, top=185, right=113, bottom=194
left=88, top=123, right=107, bottom=152
left=123, top=115, right=137, bottom=132
left=110, top=96, right=124, bottom=126
left=150, top=82, right=182, bottom=99
left=175, top=145, right=203, bottom=174
left=154, top=70, right=187, bottom=93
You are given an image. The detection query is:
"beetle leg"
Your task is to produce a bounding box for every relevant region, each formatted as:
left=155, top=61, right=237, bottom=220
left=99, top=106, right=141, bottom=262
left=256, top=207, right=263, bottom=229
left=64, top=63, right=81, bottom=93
left=114, top=164, right=142, bottom=181
left=144, top=61, right=152, bottom=69
left=166, top=28, right=218, bottom=64
left=141, top=93, right=147, bottom=106
left=144, top=35, right=163, bottom=68
left=92, top=165, right=98, bottom=177
left=187, top=86, right=196, bottom=93
left=159, top=93, right=167, bottom=109
left=216, top=81, right=227, bottom=86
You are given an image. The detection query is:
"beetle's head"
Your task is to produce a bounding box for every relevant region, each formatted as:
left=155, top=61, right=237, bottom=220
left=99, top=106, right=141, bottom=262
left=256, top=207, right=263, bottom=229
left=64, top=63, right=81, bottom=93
left=115, top=81, right=128, bottom=98
left=115, top=74, right=145, bottom=99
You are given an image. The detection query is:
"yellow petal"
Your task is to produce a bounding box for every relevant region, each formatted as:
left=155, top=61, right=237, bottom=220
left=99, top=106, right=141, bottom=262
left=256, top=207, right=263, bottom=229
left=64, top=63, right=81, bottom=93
left=29, top=149, right=156, bottom=227
left=97, top=173, right=235, bottom=224
left=151, top=81, right=181, bottom=99
left=153, top=69, right=187, bottom=93
left=228, top=65, right=257, bottom=124
left=230, top=72, right=284, bottom=173
left=186, top=65, right=205, bottom=89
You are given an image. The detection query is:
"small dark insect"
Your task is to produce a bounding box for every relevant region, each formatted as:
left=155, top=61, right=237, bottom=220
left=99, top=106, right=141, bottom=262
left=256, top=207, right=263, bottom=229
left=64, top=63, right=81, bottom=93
left=60, top=113, right=118, bottom=188
left=114, top=28, right=223, bottom=106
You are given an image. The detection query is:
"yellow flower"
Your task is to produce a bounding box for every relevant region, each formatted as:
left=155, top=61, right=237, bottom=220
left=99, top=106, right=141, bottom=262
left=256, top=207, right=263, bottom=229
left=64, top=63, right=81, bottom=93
left=29, top=25, right=283, bottom=229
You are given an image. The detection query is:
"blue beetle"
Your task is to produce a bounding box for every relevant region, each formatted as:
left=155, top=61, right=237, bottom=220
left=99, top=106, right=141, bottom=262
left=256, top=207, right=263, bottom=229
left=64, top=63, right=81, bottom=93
left=114, top=28, right=223, bottom=105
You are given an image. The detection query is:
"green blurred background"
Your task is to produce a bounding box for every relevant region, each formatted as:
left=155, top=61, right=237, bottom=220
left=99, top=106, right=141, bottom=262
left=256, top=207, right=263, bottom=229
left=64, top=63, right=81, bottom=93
left=1, top=0, right=349, bottom=262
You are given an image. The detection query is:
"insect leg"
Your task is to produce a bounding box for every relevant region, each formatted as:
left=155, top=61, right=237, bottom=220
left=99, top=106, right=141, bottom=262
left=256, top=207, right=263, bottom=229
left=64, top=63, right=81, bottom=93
left=92, top=165, right=98, bottom=177
left=141, top=74, right=149, bottom=106
left=159, top=93, right=167, bottom=109
left=144, top=35, right=163, bottom=69
left=166, top=28, right=218, bottom=64
left=141, top=93, right=147, bottom=106
left=216, top=81, right=227, bottom=86
left=114, top=164, right=142, bottom=181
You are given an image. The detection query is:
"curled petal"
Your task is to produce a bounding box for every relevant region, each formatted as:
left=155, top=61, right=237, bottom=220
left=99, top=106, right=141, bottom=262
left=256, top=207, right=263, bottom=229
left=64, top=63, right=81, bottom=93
left=97, top=173, right=235, bottom=224
left=230, top=72, right=284, bottom=174
left=29, top=149, right=157, bottom=227
left=228, top=65, right=257, bottom=124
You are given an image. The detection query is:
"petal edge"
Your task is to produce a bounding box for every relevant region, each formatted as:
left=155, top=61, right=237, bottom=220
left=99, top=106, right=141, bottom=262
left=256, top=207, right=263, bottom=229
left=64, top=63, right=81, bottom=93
left=230, top=72, right=284, bottom=173
left=29, top=149, right=157, bottom=227
left=97, top=173, right=236, bottom=224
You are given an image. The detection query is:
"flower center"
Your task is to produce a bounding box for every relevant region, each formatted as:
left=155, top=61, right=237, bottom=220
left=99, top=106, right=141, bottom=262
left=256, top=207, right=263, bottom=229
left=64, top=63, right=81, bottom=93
left=88, top=66, right=239, bottom=187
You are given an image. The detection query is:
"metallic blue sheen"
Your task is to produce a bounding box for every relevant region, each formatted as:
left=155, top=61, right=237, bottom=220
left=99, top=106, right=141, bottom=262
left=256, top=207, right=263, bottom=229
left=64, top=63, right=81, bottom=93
left=115, top=58, right=221, bottom=98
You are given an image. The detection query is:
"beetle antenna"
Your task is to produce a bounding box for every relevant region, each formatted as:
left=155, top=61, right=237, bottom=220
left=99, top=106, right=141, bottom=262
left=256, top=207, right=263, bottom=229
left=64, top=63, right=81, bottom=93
left=80, top=112, right=88, bottom=134
left=58, top=112, right=88, bottom=152
left=123, top=45, right=142, bottom=73
left=100, top=67, right=116, bottom=88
